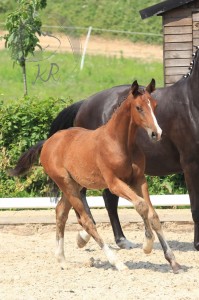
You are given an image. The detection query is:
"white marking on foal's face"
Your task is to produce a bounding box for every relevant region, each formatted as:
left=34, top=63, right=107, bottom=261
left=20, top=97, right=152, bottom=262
left=147, top=99, right=162, bottom=138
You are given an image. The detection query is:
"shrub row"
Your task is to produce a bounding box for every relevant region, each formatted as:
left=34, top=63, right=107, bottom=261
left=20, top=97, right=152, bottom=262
left=0, top=96, right=70, bottom=197
left=0, top=96, right=187, bottom=197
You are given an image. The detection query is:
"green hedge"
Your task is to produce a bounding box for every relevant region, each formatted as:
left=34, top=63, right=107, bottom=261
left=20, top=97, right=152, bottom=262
left=0, top=96, right=187, bottom=197
left=0, top=96, right=71, bottom=197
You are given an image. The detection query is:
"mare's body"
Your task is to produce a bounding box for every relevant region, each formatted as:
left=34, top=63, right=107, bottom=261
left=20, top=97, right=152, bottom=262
left=49, top=50, right=199, bottom=251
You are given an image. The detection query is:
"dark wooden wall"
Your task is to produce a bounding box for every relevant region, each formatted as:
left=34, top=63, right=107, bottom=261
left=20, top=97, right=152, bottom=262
left=163, top=0, right=199, bottom=86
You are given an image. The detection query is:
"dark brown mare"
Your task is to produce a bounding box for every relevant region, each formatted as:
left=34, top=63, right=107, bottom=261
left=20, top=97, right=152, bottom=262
left=48, top=47, right=199, bottom=251
left=10, top=80, right=180, bottom=272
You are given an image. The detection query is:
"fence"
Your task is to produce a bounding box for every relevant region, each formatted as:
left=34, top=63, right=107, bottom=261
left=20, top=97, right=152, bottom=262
left=0, top=195, right=190, bottom=209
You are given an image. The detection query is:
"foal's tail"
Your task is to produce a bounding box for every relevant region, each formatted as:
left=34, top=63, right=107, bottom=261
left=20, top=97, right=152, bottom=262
left=9, top=140, right=45, bottom=177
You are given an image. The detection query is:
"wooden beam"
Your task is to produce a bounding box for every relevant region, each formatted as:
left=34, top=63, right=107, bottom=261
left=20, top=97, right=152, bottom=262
left=165, top=75, right=183, bottom=84
left=164, top=50, right=192, bottom=59
left=193, top=38, right=199, bottom=46
left=165, top=34, right=192, bottom=42
left=165, top=58, right=191, bottom=67
left=164, top=42, right=192, bottom=50
left=164, top=26, right=192, bottom=34
left=193, top=21, right=199, bottom=30
left=165, top=67, right=189, bottom=75
left=193, top=12, right=199, bottom=21
left=193, top=30, right=199, bottom=38
left=163, top=17, right=192, bottom=26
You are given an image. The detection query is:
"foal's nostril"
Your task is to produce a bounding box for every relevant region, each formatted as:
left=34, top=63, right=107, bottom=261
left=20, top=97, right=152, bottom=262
left=151, top=132, right=157, bottom=139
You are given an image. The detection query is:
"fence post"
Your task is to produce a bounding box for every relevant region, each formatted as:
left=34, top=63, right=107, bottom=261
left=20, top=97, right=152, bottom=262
left=80, top=26, right=92, bottom=70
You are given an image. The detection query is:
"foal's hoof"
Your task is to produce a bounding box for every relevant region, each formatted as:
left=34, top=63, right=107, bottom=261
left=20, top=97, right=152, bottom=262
left=143, top=236, right=155, bottom=254
left=115, top=261, right=128, bottom=271
left=117, top=238, right=134, bottom=249
left=76, top=230, right=91, bottom=248
left=172, top=262, right=182, bottom=274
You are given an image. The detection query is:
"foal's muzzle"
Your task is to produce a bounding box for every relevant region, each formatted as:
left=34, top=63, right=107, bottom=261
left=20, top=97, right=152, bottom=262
left=147, top=128, right=162, bottom=141
left=151, top=130, right=162, bottom=141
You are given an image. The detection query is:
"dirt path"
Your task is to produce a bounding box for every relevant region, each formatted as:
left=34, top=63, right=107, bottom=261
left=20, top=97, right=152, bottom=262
left=0, top=31, right=163, bottom=62
left=0, top=218, right=199, bottom=300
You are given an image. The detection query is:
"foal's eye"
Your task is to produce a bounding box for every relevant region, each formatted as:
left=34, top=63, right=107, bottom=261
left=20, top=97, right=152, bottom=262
left=136, top=106, right=143, bottom=112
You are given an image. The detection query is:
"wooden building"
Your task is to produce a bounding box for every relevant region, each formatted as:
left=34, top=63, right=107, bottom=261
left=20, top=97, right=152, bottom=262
left=140, top=0, right=199, bottom=86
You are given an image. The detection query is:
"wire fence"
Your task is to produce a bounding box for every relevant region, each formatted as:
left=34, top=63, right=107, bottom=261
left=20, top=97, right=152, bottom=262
left=0, top=23, right=163, bottom=65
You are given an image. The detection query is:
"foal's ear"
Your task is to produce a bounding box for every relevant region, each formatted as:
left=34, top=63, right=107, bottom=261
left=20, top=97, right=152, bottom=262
left=131, top=80, right=139, bottom=96
left=146, top=78, right=156, bottom=94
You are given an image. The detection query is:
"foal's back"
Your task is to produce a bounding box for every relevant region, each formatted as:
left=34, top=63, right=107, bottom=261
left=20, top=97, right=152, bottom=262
left=40, top=127, right=108, bottom=190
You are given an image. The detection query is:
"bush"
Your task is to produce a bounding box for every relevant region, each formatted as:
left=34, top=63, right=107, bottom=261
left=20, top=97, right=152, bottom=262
left=0, top=96, right=71, bottom=197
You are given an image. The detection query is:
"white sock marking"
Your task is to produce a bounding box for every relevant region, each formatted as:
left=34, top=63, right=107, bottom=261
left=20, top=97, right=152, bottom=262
left=79, top=230, right=91, bottom=242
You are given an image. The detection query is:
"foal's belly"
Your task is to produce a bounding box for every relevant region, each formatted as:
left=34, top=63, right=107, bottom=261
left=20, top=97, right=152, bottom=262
left=69, top=168, right=108, bottom=190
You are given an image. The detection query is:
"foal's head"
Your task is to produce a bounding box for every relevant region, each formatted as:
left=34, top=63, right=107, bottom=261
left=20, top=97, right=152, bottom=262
left=130, top=79, right=162, bottom=141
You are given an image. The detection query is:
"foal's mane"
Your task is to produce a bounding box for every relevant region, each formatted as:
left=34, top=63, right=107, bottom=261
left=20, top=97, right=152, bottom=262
left=107, top=87, right=146, bottom=125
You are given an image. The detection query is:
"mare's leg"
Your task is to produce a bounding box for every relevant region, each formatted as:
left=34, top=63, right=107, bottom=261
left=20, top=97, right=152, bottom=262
left=135, top=176, right=181, bottom=273
left=103, top=189, right=134, bottom=249
left=55, top=194, right=72, bottom=265
left=53, top=174, right=127, bottom=271
left=181, top=158, right=199, bottom=250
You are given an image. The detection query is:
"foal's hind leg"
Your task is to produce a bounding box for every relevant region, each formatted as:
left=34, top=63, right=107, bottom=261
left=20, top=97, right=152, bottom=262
left=76, top=188, right=93, bottom=248
left=137, top=176, right=181, bottom=274
left=54, top=175, right=127, bottom=270
left=55, top=194, right=72, bottom=265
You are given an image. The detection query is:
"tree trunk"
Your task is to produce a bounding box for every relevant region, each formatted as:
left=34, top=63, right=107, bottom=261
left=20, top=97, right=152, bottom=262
left=22, top=61, right=28, bottom=96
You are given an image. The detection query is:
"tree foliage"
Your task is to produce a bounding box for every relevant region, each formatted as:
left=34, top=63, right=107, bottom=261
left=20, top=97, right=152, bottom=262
left=3, top=0, right=47, bottom=95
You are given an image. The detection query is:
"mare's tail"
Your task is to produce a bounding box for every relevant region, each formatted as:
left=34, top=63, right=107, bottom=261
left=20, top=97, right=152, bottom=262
left=48, top=100, right=84, bottom=137
left=9, top=140, right=45, bottom=177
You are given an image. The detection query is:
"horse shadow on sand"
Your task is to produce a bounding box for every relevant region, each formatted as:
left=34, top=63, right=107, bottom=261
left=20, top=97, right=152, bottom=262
left=84, top=239, right=194, bottom=272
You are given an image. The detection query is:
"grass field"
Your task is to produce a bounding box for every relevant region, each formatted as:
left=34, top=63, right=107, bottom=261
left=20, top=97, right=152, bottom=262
left=0, top=49, right=163, bottom=102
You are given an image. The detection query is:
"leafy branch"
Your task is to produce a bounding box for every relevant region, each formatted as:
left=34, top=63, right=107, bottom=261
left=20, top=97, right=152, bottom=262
left=3, top=0, right=47, bottom=96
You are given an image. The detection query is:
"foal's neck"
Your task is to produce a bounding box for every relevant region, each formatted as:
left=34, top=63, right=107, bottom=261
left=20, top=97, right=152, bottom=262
left=105, top=96, right=137, bottom=151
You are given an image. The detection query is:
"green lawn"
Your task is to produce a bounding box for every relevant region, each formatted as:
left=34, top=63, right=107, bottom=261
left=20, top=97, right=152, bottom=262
left=0, top=50, right=163, bottom=102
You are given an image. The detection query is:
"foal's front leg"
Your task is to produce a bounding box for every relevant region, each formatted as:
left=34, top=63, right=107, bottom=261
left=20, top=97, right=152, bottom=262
left=136, top=176, right=181, bottom=274
left=106, top=176, right=155, bottom=254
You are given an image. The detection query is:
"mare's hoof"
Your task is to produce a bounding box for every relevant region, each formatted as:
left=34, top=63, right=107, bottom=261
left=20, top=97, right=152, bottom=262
left=117, top=238, right=134, bottom=249
left=76, top=231, right=90, bottom=248
left=194, top=241, right=199, bottom=251
left=194, top=223, right=199, bottom=250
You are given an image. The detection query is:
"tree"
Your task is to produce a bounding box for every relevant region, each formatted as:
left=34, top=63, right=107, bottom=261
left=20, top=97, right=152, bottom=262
left=3, top=0, right=47, bottom=96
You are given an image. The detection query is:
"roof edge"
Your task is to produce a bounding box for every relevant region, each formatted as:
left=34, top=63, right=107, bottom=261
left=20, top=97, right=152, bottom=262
left=140, top=0, right=195, bottom=19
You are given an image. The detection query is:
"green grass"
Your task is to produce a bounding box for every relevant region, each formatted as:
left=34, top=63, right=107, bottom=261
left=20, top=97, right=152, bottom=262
left=0, top=50, right=163, bottom=102
left=0, top=0, right=162, bottom=44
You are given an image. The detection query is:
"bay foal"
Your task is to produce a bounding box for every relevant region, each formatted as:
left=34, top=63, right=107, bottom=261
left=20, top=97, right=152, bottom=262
left=10, top=80, right=180, bottom=273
